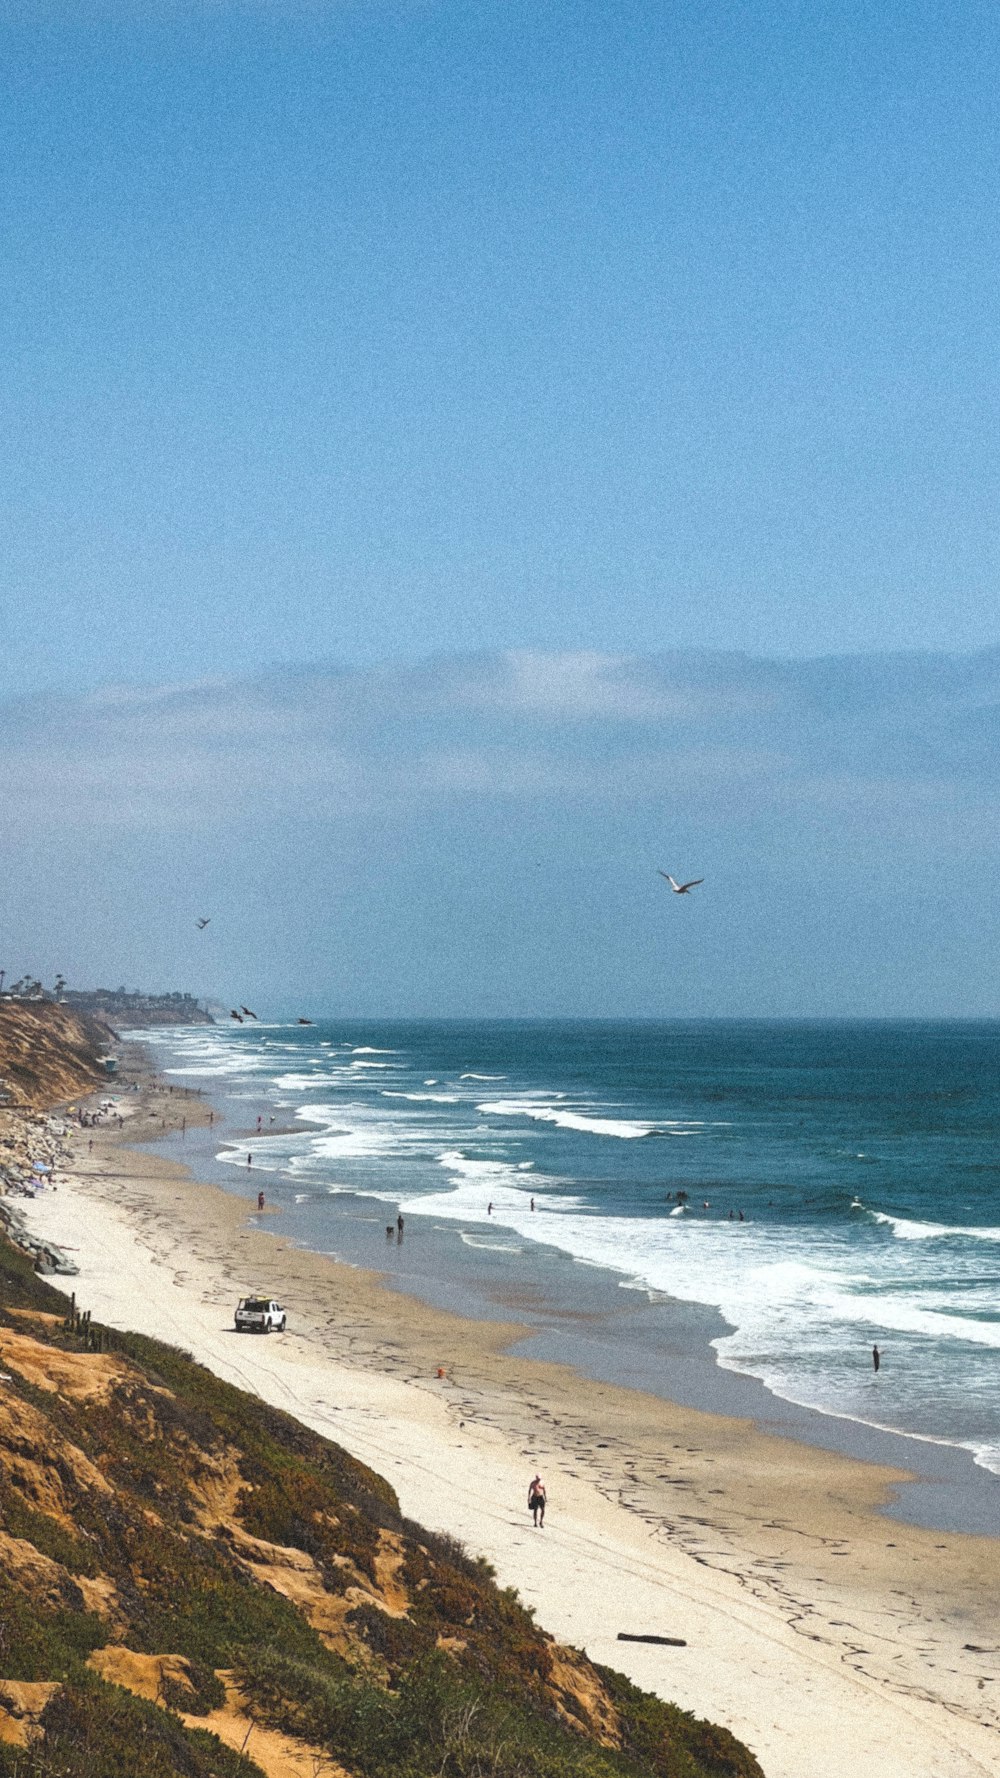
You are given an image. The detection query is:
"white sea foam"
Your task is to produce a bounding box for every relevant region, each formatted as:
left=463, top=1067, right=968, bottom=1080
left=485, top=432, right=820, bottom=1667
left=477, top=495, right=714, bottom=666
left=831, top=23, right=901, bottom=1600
left=869, top=1209, right=1000, bottom=1242
left=382, top=1091, right=460, bottom=1103
left=352, top=1047, right=397, bottom=1053
left=396, top=1149, right=585, bottom=1224
left=459, top=1233, right=523, bottom=1253
left=478, top=1098, right=659, bottom=1139
left=460, top=1073, right=506, bottom=1080
left=274, top=1073, right=347, bottom=1090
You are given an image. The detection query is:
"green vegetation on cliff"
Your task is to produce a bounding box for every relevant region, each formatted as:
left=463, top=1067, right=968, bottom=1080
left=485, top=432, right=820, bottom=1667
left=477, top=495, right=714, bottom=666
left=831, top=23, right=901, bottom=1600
left=0, top=1232, right=765, bottom=1778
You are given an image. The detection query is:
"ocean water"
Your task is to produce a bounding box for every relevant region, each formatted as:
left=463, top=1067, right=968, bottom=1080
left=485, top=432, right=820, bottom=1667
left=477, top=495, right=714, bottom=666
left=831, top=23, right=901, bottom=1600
left=141, top=1019, right=1000, bottom=1476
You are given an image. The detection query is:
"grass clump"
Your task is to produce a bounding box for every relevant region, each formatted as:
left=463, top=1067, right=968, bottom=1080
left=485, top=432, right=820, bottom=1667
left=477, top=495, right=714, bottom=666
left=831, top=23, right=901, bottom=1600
left=0, top=1488, right=100, bottom=1578
left=0, top=1578, right=106, bottom=1682
left=0, top=1672, right=266, bottom=1778
left=161, top=1661, right=227, bottom=1717
left=236, top=1646, right=628, bottom=1778
left=598, top=1666, right=765, bottom=1778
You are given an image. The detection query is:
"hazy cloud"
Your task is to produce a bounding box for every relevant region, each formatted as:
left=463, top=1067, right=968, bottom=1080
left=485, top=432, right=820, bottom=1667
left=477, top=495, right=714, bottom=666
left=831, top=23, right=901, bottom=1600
left=2, top=647, right=1000, bottom=832
left=4, top=647, right=1000, bottom=1015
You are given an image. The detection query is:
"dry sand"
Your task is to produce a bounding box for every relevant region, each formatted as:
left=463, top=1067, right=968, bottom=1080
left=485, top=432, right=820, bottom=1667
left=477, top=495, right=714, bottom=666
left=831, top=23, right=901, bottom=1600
left=14, top=1076, right=1000, bottom=1778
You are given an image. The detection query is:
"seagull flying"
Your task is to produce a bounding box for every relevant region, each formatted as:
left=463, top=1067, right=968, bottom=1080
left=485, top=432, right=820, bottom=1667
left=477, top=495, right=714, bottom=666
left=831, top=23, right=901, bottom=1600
left=658, top=871, right=704, bottom=895
left=241, top=1006, right=258, bottom=1019
left=195, top=917, right=211, bottom=929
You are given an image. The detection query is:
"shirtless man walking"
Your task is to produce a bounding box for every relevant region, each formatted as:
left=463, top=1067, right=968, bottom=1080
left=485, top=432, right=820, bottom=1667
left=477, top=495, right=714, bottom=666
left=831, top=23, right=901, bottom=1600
left=528, top=1474, right=546, bottom=1527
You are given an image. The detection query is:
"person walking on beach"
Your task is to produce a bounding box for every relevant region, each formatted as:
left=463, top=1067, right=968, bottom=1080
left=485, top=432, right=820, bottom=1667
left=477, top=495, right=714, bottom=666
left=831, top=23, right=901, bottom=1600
left=872, top=1344, right=880, bottom=1373
left=257, top=1190, right=265, bottom=1212
left=397, top=1213, right=404, bottom=1239
left=528, top=1474, right=546, bottom=1527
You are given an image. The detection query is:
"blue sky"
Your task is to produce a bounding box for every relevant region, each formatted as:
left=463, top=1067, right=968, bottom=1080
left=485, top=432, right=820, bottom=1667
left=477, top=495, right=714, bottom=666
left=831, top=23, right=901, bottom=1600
left=3, top=1, right=1000, bottom=695
left=2, top=6, right=999, bottom=1011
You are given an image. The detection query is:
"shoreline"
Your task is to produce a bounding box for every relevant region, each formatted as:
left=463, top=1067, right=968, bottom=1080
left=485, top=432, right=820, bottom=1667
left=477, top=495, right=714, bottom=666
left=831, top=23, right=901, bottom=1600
left=158, top=1049, right=1000, bottom=1538
left=10, top=1051, right=1000, bottom=1777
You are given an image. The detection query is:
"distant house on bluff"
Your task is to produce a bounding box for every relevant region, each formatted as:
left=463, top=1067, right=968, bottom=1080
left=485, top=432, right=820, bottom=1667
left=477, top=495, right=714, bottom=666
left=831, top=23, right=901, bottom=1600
left=60, top=988, right=214, bottom=1026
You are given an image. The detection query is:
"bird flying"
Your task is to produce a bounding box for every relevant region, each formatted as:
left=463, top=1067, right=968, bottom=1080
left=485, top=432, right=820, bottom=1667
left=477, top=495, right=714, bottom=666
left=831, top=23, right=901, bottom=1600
left=195, top=917, right=211, bottom=929
left=658, top=872, right=704, bottom=895
left=230, top=1009, right=244, bottom=1022
left=241, top=1006, right=258, bottom=1019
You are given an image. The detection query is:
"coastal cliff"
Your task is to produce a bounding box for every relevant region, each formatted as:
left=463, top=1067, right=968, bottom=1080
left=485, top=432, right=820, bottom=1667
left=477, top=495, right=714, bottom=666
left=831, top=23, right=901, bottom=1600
left=0, top=1002, right=111, bottom=1110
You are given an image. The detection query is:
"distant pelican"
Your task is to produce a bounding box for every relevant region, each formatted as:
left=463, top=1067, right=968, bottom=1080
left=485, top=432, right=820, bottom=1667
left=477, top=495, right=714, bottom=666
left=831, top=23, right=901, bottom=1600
left=658, top=872, right=704, bottom=895
left=241, top=1006, right=258, bottom=1019
left=230, top=1009, right=244, bottom=1022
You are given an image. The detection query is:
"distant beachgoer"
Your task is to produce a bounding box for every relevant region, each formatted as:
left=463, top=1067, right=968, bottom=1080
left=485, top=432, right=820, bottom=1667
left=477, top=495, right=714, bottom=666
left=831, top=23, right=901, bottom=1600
left=209, top=1111, right=214, bottom=1126
left=397, top=1214, right=404, bottom=1236
left=257, top=1190, right=265, bottom=1212
left=257, top=1116, right=262, bottom=1132
left=873, top=1344, right=880, bottom=1373
left=247, top=1153, right=252, bottom=1167
left=528, top=1475, right=546, bottom=1527
left=530, top=1197, right=535, bottom=1212
left=269, top=1115, right=275, bottom=1125
left=728, top=1209, right=734, bottom=1220
left=488, top=1201, right=493, bottom=1215
left=738, top=1210, right=745, bottom=1222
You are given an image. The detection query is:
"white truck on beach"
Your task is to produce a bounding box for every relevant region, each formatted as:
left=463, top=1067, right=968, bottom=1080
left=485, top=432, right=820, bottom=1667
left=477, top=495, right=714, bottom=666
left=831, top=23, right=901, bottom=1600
left=234, top=1297, right=286, bottom=1334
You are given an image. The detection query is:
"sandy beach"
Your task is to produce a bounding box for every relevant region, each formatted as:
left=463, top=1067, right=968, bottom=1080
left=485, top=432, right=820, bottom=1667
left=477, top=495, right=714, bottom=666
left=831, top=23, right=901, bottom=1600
left=12, top=1067, right=1000, bottom=1778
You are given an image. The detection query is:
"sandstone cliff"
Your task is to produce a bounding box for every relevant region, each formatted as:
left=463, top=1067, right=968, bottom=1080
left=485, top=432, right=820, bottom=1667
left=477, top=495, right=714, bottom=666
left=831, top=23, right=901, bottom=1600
left=0, top=1002, right=112, bottom=1110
